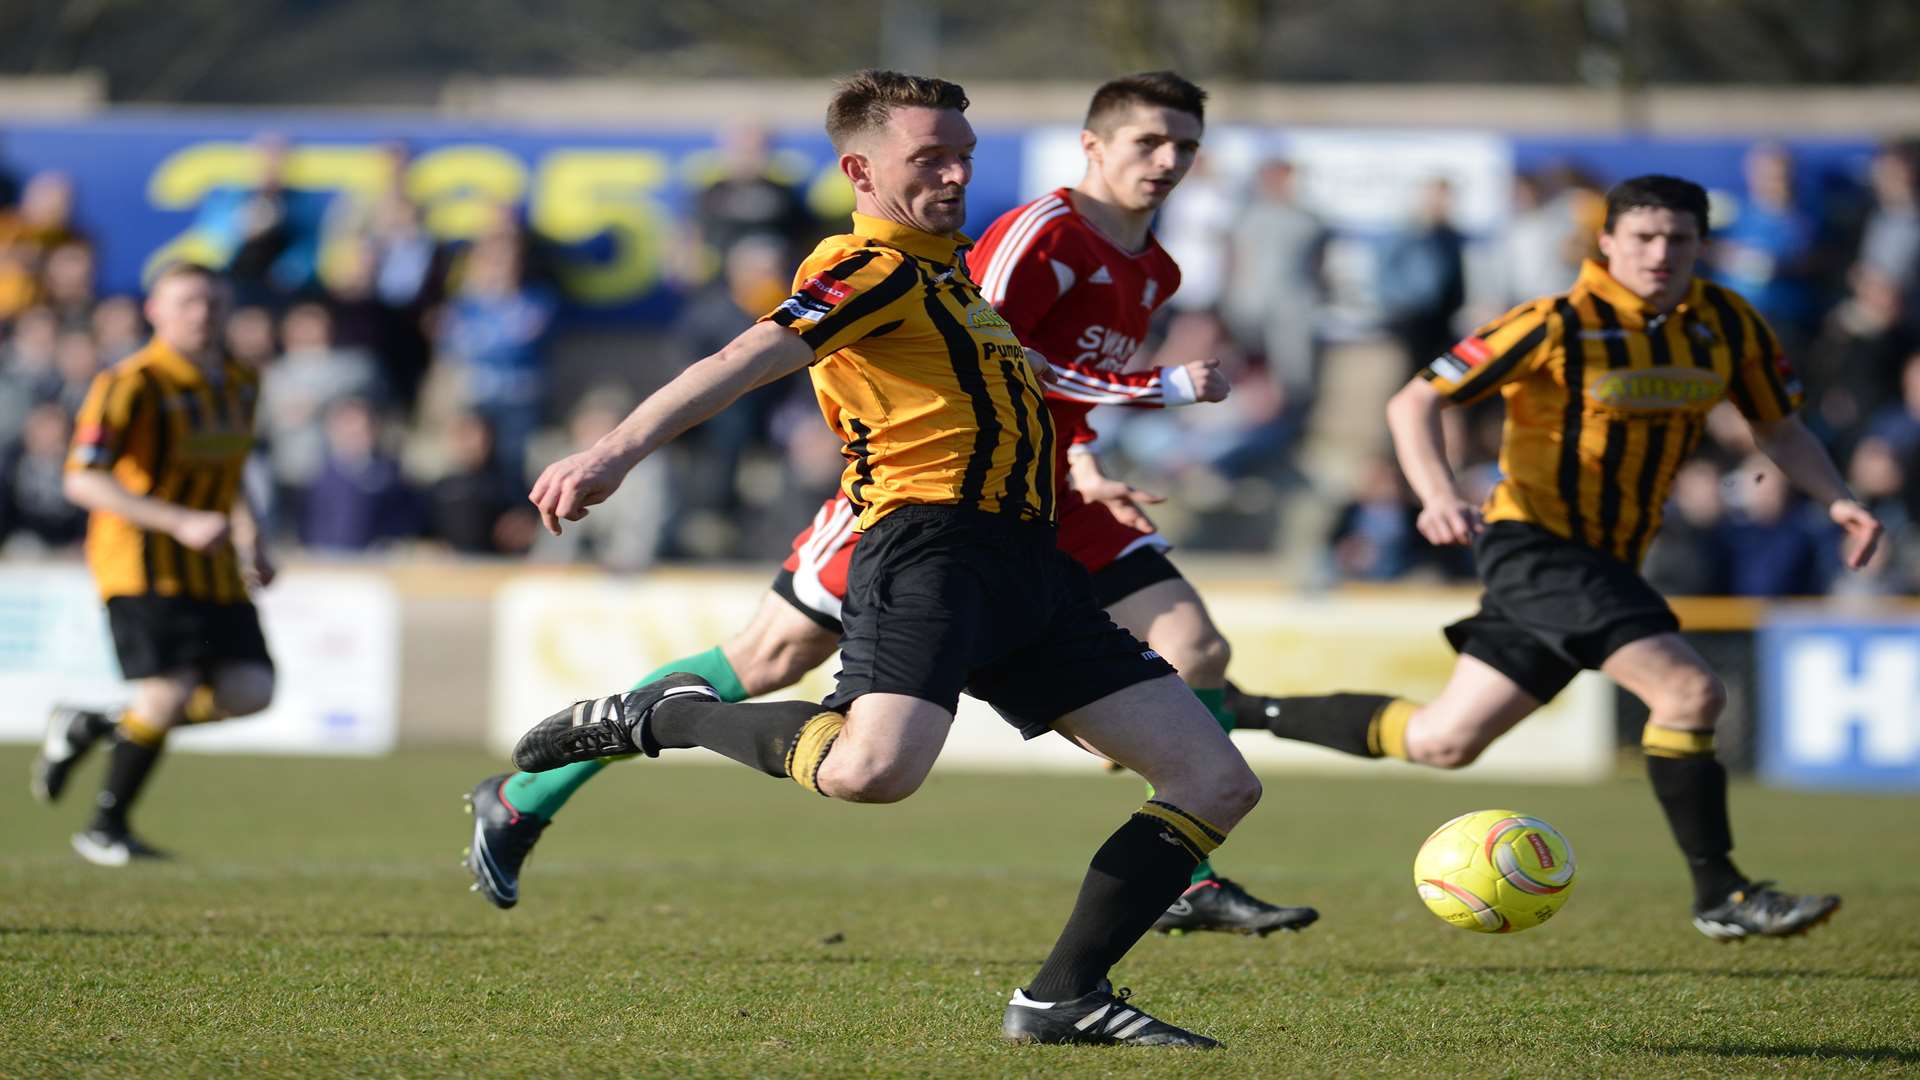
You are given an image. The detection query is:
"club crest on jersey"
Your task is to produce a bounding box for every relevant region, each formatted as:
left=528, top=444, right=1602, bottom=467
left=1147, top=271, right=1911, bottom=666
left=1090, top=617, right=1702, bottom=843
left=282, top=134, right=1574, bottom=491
left=1588, top=366, right=1725, bottom=410
left=1141, top=278, right=1160, bottom=309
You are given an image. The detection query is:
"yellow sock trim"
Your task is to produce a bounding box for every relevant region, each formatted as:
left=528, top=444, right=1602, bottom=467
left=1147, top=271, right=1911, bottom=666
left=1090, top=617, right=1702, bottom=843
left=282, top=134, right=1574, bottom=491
left=182, top=685, right=219, bottom=725
left=785, top=711, right=845, bottom=796
left=1139, top=800, right=1225, bottom=860
left=1642, top=724, right=1716, bottom=759
left=1367, top=699, right=1418, bottom=760
left=117, top=710, right=168, bottom=748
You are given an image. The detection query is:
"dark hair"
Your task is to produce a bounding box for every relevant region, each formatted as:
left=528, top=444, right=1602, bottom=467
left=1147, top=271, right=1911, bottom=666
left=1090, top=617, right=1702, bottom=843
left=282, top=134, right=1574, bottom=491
left=1604, top=175, right=1710, bottom=234
left=825, top=69, right=969, bottom=152
left=1084, top=71, right=1207, bottom=135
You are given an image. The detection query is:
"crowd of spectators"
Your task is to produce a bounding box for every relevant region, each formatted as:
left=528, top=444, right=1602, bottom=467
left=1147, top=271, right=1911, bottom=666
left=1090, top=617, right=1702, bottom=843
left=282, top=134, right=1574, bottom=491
left=0, top=130, right=1915, bottom=598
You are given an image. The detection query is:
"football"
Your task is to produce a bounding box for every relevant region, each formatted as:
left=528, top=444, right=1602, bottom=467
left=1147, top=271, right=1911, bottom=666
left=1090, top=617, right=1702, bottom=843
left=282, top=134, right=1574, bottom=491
left=1413, top=809, right=1577, bottom=933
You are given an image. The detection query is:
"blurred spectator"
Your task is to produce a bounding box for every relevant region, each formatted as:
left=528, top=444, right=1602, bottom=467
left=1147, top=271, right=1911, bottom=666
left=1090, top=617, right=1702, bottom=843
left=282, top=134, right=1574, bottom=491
left=41, top=241, right=97, bottom=331
left=0, top=305, right=61, bottom=446
left=665, top=235, right=802, bottom=557
left=1715, top=455, right=1832, bottom=596
left=323, top=144, right=449, bottom=411
left=1641, top=459, right=1731, bottom=596
left=529, top=386, right=667, bottom=571
left=1325, top=456, right=1422, bottom=582
left=1378, top=177, right=1467, bottom=373
left=1711, top=144, right=1818, bottom=346
left=0, top=401, right=86, bottom=551
left=1861, top=350, right=1920, bottom=459
left=424, top=410, right=534, bottom=555
left=1155, top=155, right=1235, bottom=314
left=436, top=219, right=557, bottom=482
left=51, top=329, right=99, bottom=416
left=192, top=134, right=330, bottom=306
left=1221, top=159, right=1327, bottom=402
left=1803, top=266, right=1916, bottom=438
left=300, top=396, right=417, bottom=551
left=689, top=124, right=820, bottom=274
left=224, top=305, right=278, bottom=371
left=1500, top=168, right=1590, bottom=305
left=1857, top=143, right=1920, bottom=302
left=0, top=172, right=85, bottom=321
left=90, top=296, right=145, bottom=364
left=259, top=302, right=383, bottom=530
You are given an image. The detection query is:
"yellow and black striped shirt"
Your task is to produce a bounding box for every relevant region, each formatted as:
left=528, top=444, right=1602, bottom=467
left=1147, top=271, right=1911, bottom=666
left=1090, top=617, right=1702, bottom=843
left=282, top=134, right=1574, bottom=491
left=1421, top=258, right=1802, bottom=565
left=764, top=212, right=1054, bottom=530
left=67, top=339, right=259, bottom=602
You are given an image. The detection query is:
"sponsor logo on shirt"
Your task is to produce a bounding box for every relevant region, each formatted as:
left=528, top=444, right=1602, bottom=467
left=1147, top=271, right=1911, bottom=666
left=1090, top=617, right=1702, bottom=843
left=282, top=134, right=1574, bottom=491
left=966, top=302, right=1016, bottom=338
left=1088, top=265, right=1113, bottom=285
left=1587, top=365, right=1726, bottom=410
left=1073, top=324, right=1142, bottom=370
left=800, top=275, right=852, bottom=306
left=1453, top=336, right=1494, bottom=365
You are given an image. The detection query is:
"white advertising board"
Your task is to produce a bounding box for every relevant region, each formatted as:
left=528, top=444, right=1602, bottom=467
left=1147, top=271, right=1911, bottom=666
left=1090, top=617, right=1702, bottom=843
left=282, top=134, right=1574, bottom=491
left=0, top=567, right=399, bottom=755
left=492, top=575, right=1611, bottom=781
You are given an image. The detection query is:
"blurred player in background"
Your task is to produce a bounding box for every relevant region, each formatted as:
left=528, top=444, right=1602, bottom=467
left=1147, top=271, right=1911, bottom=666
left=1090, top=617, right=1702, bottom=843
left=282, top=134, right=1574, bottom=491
left=1228, top=175, right=1883, bottom=941
left=465, top=71, right=1319, bottom=939
left=32, top=263, right=277, bottom=866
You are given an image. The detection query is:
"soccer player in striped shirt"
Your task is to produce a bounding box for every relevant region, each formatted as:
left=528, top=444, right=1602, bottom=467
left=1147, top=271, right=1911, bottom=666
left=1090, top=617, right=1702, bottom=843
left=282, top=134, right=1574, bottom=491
left=1232, top=175, right=1883, bottom=942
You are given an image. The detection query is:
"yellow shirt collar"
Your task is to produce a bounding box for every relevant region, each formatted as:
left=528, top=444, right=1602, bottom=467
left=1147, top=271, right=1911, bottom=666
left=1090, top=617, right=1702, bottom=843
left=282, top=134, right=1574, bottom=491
left=852, top=211, right=971, bottom=265
left=1578, top=258, right=1706, bottom=321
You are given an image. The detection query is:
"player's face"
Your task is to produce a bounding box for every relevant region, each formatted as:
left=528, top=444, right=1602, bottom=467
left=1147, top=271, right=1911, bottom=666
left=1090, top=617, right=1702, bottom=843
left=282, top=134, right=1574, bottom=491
left=849, top=106, right=975, bottom=235
left=1086, top=104, right=1203, bottom=213
left=1598, top=206, right=1702, bottom=310
left=145, top=274, right=223, bottom=355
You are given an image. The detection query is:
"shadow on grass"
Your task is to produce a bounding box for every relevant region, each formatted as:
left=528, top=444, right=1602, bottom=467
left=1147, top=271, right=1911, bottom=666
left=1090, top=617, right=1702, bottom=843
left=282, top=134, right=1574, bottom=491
left=1350, top=962, right=1917, bottom=984
left=1643, top=1042, right=1920, bottom=1065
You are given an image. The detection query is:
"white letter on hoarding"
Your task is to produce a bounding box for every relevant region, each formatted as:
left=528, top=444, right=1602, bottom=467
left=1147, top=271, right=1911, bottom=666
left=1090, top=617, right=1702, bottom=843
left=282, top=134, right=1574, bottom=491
left=1784, top=637, right=1920, bottom=766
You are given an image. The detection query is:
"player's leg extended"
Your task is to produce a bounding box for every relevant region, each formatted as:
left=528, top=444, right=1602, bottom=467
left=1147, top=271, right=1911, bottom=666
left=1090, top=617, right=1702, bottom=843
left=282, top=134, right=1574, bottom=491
left=1602, top=633, right=1839, bottom=939
left=468, top=592, right=840, bottom=907
left=1103, top=571, right=1316, bottom=934
left=73, top=670, right=197, bottom=866
left=1004, top=674, right=1258, bottom=1047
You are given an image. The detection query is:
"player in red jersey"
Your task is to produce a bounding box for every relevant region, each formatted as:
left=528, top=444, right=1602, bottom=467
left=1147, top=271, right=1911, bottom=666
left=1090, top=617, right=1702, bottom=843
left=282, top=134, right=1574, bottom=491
left=465, top=74, right=1318, bottom=936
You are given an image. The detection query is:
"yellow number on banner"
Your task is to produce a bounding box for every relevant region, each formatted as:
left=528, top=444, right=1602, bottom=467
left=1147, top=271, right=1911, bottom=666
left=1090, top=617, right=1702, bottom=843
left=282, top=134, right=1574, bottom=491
left=405, top=144, right=529, bottom=240
left=531, top=150, right=671, bottom=305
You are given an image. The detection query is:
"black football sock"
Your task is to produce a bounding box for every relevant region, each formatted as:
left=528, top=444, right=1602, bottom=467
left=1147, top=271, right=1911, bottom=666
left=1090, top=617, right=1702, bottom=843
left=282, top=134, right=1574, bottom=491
left=644, top=698, right=844, bottom=792
left=90, top=718, right=167, bottom=834
left=1025, top=801, right=1224, bottom=1002
left=1643, top=726, right=1746, bottom=910
left=1261, top=692, right=1415, bottom=759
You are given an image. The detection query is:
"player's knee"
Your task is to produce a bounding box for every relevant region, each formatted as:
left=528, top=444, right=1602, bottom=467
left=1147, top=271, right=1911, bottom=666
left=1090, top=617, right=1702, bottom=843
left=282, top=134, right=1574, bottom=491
left=1192, top=752, right=1261, bottom=822
left=213, top=666, right=275, bottom=719
left=817, top=750, right=927, bottom=804
left=1654, top=668, right=1726, bottom=727
left=1159, top=626, right=1231, bottom=683
left=1419, top=738, right=1485, bottom=770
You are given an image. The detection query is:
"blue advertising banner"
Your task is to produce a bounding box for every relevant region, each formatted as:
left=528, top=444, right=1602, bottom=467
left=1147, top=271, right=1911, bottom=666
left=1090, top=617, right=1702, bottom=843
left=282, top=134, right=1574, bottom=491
left=1758, top=615, right=1920, bottom=791
left=0, top=111, right=1028, bottom=319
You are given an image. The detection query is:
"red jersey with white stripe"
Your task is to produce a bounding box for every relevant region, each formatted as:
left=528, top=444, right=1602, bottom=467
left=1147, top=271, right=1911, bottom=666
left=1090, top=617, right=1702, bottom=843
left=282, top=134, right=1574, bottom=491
left=965, top=188, right=1184, bottom=457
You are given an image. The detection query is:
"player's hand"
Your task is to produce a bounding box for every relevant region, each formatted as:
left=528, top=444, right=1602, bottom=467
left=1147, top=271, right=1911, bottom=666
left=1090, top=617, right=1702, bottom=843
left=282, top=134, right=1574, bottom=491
left=171, top=510, right=231, bottom=552
left=1830, top=498, right=1884, bottom=570
left=240, top=544, right=277, bottom=589
left=529, top=447, right=628, bottom=535
left=1183, top=357, right=1230, bottom=403
left=1078, top=474, right=1165, bottom=533
left=1415, top=495, right=1482, bottom=547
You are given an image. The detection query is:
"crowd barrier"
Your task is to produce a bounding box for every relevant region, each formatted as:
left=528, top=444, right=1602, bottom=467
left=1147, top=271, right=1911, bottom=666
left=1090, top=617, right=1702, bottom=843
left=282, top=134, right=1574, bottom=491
left=3, top=562, right=1912, bottom=791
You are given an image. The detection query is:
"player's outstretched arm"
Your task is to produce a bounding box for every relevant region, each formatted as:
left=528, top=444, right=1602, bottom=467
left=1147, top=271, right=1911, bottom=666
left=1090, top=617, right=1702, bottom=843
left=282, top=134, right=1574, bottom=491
left=530, top=322, right=814, bottom=535
left=63, top=470, right=230, bottom=552
left=1385, top=377, right=1480, bottom=547
left=1748, top=414, right=1884, bottom=570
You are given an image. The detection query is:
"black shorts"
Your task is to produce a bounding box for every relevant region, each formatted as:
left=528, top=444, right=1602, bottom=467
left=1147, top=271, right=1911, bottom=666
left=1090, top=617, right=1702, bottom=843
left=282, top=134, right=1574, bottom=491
left=1444, top=521, right=1679, bottom=703
left=105, top=595, right=275, bottom=681
left=1089, top=546, right=1184, bottom=609
left=822, top=505, right=1177, bottom=738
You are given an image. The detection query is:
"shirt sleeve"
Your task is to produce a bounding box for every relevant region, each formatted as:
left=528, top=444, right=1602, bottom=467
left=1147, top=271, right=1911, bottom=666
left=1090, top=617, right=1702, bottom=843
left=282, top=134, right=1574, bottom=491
left=762, top=247, right=920, bottom=362
left=1721, top=291, right=1803, bottom=423
left=66, top=368, right=150, bottom=472
left=1419, top=299, right=1556, bottom=406
left=973, top=229, right=1069, bottom=344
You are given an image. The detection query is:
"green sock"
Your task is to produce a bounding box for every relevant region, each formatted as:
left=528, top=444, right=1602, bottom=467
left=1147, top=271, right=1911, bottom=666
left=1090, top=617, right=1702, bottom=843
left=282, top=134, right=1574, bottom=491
left=501, top=647, right=751, bottom=819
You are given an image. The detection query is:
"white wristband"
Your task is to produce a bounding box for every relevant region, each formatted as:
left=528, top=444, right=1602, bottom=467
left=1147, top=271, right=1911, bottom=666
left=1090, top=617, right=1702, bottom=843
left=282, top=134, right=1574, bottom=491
left=1159, top=365, right=1198, bottom=406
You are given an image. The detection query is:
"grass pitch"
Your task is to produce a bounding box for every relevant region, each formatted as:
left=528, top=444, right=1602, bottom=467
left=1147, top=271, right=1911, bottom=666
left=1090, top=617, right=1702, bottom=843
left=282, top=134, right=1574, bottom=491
left=2, top=747, right=1917, bottom=1078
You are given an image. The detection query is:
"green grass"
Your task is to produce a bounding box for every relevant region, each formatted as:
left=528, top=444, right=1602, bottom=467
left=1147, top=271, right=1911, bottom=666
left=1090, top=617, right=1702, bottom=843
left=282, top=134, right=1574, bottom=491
left=2, top=748, right=1917, bottom=1078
